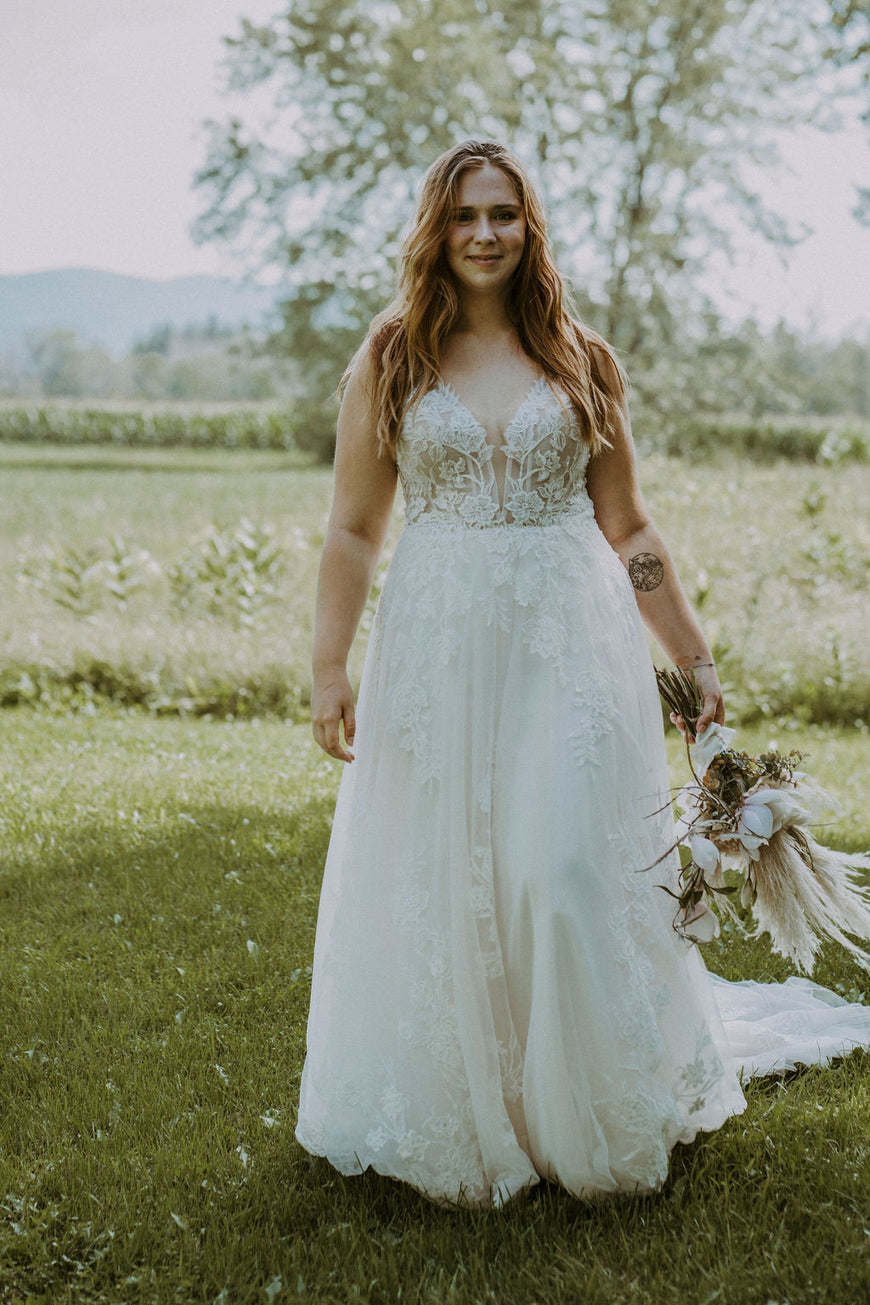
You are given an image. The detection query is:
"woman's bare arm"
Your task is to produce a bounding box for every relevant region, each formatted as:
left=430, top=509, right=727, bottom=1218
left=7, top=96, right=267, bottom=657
left=311, top=350, right=397, bottom=761
left=585, top=349, right=723, bottom=738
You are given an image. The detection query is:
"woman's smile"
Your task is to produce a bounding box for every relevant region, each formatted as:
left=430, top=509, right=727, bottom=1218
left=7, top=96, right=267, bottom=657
left=445, top=162, right=526, bottom=294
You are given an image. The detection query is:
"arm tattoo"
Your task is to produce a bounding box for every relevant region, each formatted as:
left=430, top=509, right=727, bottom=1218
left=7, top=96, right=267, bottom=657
left=628, top=552, right=664, bottom=592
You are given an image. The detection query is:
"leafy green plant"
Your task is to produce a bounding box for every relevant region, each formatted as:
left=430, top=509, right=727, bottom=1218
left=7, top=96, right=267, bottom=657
left=169, top=519, right=285, bottom=627
left=46, top=543, right=101, bottom=615
left=21, top=537, right=160, bottom=614
left=660, top=416, right=869, bottom=464
left=0, top=405, right=302, bottom=451
left=101, top=535, right=155, bottom=609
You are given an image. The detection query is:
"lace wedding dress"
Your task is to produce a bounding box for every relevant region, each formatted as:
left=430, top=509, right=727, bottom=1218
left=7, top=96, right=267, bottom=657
left=295, top=376, right=870, bottom=1207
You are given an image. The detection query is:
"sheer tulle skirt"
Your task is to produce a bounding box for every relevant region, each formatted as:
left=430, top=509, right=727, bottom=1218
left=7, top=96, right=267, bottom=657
left=295, top=512, right=870, bottom=1207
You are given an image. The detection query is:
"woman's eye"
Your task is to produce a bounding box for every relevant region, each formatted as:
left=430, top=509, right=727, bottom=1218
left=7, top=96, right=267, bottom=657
left=496, top=211, right=518, bottom=222
left=454, top=212, right=473, bottom=223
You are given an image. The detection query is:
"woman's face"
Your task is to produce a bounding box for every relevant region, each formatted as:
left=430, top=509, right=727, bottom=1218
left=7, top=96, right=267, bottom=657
left=444, top=163, right=526, bottom=297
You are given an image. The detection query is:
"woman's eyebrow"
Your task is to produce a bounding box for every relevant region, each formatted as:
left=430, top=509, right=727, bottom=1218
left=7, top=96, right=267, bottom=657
left=453, top=202, right=521, bottom=212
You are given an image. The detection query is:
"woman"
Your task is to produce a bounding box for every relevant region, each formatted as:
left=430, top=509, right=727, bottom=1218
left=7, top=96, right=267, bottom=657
left=295, top=140, right=870, bottom=1207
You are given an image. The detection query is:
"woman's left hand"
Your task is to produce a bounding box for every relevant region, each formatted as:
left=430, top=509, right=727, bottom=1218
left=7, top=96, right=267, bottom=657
left=670, top=664, right=725, bottom=744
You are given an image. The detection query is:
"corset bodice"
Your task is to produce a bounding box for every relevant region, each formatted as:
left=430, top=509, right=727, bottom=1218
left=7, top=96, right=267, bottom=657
left=397, top=376, right=594, bottom=528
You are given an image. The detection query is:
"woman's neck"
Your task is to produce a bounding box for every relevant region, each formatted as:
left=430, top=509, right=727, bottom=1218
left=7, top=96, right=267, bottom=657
left=454, top=290, right=514, bottom=340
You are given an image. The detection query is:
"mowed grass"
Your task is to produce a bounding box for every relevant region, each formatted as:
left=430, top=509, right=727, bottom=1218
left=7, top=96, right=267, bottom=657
left=0, top=712, right=868, bottom=1304
left=2, top=442, right=870, bottom=723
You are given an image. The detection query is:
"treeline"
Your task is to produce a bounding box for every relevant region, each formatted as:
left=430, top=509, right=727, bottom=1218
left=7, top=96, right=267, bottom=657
left=624, top=317, right=870, bottom=456
left=2, top=314, right=868, bottom=464
left=2, top=307, right=869, bottom=464
left=0, top=320, right=297, bottom=403
left=4, top=316, right=870, bottom=421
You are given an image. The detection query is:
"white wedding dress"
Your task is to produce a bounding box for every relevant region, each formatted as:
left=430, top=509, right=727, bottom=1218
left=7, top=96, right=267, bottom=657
left=295, top=376, right=870, bottom=1207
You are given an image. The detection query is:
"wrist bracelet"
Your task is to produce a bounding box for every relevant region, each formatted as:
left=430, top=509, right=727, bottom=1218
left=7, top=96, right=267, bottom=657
left=679, top=661, right=715, bottom=670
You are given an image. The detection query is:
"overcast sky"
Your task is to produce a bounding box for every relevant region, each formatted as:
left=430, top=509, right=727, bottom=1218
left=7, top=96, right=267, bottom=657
left=2, top=1, right=869, bottom=338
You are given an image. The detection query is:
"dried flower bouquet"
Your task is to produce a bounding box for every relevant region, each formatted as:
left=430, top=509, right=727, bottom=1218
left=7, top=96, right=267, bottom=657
left=653, top=667, right=870, bottom=974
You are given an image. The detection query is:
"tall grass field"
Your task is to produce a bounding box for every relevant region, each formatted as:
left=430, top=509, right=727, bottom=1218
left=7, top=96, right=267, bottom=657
left=2, top=441, right=870, bottom=726
left=0, top=441, right=868, bottom=1303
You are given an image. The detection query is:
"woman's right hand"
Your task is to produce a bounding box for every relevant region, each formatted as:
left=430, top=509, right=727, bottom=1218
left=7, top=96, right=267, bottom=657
left=311, top=668, right=356, bottom=762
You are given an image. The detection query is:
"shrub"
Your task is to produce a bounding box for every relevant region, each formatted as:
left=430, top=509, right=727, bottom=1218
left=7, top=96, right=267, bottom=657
left=3, top=405, right=867, bottom=469
left=0, top=405, right=298, bottom=451
left=169, top=521, right=285, bottom=628
left=655, top=417, right=869, bottom=464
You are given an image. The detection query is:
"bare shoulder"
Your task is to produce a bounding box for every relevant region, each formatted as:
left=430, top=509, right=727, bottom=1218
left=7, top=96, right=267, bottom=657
left=341, top=339, right=379, bottom=411
left=584, top=332, right=628, bottom=404
left=330, top=339, right=397, bottom=542
left=335, top=339, right=388, bottom=462
left=583, top=333, right=644, bottom=534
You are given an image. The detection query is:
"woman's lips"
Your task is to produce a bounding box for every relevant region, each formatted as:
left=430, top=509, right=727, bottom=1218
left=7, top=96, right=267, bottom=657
left=468, top=255, right=501, bottom=264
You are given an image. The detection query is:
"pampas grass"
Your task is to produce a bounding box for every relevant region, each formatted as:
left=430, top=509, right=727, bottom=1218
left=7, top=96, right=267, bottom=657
left=657, top=667, right=870, bottom=973
left=744, top=825, right=870, bottom=974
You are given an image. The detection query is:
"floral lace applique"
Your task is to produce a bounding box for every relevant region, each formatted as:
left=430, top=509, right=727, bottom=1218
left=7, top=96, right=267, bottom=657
left=298, top=1069, right=487, bottom=1203
left=398, top=377, right=592, bottom=528
left=391, top=861, right=463, bottom=1072
left=568, top=667, right=618, bottom=766
left=374, top=521, right=634, bottom=778
left=390, top=848, right=517, bottom=1103
left=675, top=1025, right=726, bottom=1115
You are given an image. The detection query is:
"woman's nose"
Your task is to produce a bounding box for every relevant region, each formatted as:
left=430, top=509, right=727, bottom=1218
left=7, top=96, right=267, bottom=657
left=474, top=216, right=495, bottom=242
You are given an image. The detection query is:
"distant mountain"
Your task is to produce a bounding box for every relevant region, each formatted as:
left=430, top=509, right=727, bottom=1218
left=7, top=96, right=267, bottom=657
left=0, top=269, right=286, bottom=359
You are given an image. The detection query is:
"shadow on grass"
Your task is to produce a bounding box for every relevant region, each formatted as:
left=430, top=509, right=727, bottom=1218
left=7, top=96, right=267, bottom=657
left=0, top=793, right=335, bottom=1002
left=3, top=789, right=869, bottom=1303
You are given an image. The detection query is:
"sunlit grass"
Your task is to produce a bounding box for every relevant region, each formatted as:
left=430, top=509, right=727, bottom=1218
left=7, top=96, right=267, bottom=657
left=0, top=446, right=335, bottom=717
left=0, top=713, right=867, bottom=1303
left=1, top=444, right=870, bottom=724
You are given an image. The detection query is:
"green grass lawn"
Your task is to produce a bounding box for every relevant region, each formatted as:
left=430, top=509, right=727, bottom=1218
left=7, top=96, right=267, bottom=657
left=0, top=712, right=867, bottom=1304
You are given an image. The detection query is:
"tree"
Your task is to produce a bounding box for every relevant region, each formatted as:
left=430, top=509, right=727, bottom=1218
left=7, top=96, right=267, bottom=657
left=193, top=0, right=843, bottom=421
left=26, top=329, right=115, bottom=398
left=827, top=0, right=870, bottom=222
left=131, top=322, right=173, bottom=356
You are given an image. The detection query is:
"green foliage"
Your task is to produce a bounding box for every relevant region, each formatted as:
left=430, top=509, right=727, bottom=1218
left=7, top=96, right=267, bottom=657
left=169, top=519, right=284, bottom=628
left=25, top=328, right=116, bottom=399
left=827, top=2, right=870, bottom=224
left=11, top=325, right=290, bottom=404
left=0, top=657, right=303, bottom=720
left=9, top=318, right=870, bottom=460
left=3, top=443, right=870, bottom=727
left=655, top=415, right=870, bottom=463
left=0, top=403, right=314, bottom=453
left=0, top=713, right=866, bottom=1303
left=3, top=401, right=868, bottom=469
left=278, top=396, right=338, bottom=462
left=20, top=517, right=289, bottom=639
left=195, top=0, right=846, bottom=395
left=22, top=536, right=156, bottom=616
left=131, top=321, right=173, bottom=356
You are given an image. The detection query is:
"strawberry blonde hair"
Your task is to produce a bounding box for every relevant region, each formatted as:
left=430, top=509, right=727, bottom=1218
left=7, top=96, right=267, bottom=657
left=347, top=139, right=627, bottom=458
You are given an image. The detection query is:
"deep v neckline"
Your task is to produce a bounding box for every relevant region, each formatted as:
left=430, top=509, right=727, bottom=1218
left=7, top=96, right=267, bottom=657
left=437, top=374, right=547, bottom=449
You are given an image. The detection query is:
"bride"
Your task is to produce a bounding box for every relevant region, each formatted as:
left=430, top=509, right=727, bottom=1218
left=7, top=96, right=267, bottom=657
left=295, top=139, right=870, bottom=1207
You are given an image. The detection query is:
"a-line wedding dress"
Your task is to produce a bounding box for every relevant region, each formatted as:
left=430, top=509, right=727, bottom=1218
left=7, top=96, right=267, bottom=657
left=295, top=375, right=870, bottom=1207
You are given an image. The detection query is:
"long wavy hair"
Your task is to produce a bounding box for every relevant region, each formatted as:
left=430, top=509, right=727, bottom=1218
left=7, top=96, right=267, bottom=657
left=348, top=139, right=627, bottom=458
